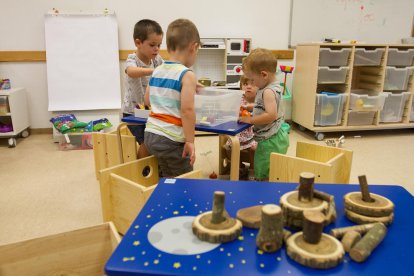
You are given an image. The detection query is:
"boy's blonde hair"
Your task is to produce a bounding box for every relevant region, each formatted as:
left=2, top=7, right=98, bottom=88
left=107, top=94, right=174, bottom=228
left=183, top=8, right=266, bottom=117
left=166, top=19, right=200, bottom=52
left=242, top=48, right=277, bottom=74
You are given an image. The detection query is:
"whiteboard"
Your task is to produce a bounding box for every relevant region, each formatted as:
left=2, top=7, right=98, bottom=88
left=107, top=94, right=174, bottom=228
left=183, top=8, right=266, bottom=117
left=45, top=13, right=121, bottom=111
left=290, top=0, right=414, bottom=47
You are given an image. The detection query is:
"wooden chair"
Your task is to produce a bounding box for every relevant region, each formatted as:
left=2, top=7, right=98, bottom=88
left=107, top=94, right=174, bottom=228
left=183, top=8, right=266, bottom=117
left=269, top=141, right=353, bottom=184
left=99, top=155, right=202, bottom=235
left=92, top=126, right=137, bottom=180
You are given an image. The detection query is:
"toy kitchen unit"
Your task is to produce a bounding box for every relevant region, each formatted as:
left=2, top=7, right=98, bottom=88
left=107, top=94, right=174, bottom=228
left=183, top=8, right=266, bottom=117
left=193, top=38, right=251, bottom=88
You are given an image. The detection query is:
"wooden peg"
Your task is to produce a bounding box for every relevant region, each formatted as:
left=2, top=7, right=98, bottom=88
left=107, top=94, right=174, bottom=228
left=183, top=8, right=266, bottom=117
left=192, top=191, right=242, bottom=243
left=349, top=223, right=387, bottom=262
left=358, top=175, right=373, bottom=202
left=256, top=205, right=284, bottom=253
left=329, top=223, right=379, bottom=239
left=303, top=210, right=325, bottom=244
left=298, top=172, right=315, bottom=202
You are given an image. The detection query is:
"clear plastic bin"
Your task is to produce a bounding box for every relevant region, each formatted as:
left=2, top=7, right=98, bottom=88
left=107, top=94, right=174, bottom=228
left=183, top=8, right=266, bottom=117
left=354, top=48, right=385, bottom=66
left=380, top=92, right=411, bottom=123
left=349, top=90, right=387, bottom=111
left=387, top=48, right=414, bottom=66
left=57, top=132, right=93, bottom=151
left=384, top=66, right=414, bottom=91
left=319, top=48, right=351, bottom=67
left=347, top=111, right=376, bottom=126
left=318, top=66, right=349, bottom=84
left=195, top=88, right=243, bottom=126
left=314, top=93, right=346, bottom=126
left=0, top=96, right=9, bottom=114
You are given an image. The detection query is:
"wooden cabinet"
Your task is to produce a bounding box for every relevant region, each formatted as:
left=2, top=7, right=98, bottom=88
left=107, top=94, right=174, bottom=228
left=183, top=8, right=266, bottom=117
left=292, top=44, right=414, bottom=140
left=0, top=87, right=30, bottom=147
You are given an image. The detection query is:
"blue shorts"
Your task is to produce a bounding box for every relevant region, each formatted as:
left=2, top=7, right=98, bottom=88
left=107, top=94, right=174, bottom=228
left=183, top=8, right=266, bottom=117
left=123, top=113, right=145, bottom=144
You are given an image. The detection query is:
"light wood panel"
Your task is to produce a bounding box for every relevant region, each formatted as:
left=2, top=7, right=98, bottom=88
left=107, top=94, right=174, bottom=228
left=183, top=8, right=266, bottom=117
left=0, top=49, right=294, bottom=62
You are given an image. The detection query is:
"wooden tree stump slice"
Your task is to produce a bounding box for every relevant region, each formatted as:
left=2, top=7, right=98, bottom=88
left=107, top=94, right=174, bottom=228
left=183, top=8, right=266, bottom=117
left=345, top=209, right=394, bottom=225
left=286, top=232, right=344, bottom=269
left=280, top=191, right=329, bottom=229
left=193, top=211, right=242, bottom=243
left=236, top=205, right=263, bottom=229
left=341, top=230, right=361, bottom=252
left=344, top=192, right=394, bottom=217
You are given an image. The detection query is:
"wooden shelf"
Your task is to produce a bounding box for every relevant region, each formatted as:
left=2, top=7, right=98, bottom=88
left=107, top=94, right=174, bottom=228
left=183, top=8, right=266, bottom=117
left=292, top=44, right=414, bottom=138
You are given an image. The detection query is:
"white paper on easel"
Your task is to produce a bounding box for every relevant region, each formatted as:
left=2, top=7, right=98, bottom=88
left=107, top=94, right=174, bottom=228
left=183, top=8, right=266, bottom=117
left=45, top=13, right=121, bottom=111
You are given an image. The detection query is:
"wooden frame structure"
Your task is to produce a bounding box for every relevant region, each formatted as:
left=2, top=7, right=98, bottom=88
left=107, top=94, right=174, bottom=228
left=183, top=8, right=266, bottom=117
left=269, top=141, right=353, bottom=184
left=99, top=155, right=202, bottom=235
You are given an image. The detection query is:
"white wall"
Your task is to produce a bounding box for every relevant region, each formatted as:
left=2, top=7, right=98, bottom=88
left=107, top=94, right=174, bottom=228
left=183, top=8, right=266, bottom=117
left=0, top=0, right=291, bottom=128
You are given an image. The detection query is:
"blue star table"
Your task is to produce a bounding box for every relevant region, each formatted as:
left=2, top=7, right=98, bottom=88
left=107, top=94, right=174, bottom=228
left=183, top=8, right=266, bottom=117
left=105, top=178, right=414, bottom=276
left=120, top=116, right=251, bottom=180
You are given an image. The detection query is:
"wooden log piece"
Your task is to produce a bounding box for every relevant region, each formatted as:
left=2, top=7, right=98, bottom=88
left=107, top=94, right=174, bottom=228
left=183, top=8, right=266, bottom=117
left=211, top=191, right=225, bottom=224
left=358, top=175, right=374, bottom=202
left=192, top=191, right=242, bottom=243
left=236, top=205, right=263, bottom=229
left=349, top=223, right=387, bottom=262
left=280, top=191, right=329, bottom=229
left=345, top=209, right=394, bottom=226
left=286, top=232, right=344, bottom=269
left=344, top=192, right=394, bottom=217
left=341, top=231, right=361, bottom=252
left=298, top=172, right=315, bottom=202
left=329, top=223, right=379, bottom=239
left=256, top=204, right=284, bottom=253
left=313, top=189, right=334, bottom=203
left=302, top=210, right=325, bottom=244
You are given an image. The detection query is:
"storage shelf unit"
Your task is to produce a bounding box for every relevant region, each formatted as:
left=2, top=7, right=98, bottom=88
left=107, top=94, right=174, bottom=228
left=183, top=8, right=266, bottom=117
left=292, top=44, right=414, bottom=140
left=0, top=87, right=30, bottom=146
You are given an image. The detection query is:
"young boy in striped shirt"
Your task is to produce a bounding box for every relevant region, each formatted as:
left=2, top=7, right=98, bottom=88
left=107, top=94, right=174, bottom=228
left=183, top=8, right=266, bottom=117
left=144, top=19, right=200, bottom=177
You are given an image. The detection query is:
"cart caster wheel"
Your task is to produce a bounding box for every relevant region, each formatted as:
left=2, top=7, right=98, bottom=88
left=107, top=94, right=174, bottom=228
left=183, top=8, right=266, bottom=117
left=298, top=125, right=306, bottom=132
left=315, top=132, right=325, bottom=141
left=21, top=130, right=29, bottom=138
left=8, top=138, right=16, bottom=147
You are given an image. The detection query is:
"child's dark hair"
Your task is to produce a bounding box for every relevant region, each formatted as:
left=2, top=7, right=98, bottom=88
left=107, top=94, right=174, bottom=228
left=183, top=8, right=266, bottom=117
left=133, top=19, right=163, bottom=42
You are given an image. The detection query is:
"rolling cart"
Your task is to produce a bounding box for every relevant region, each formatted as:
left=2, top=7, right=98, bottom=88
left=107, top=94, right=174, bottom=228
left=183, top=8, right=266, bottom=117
left=0, top=88, right=30, bottom=147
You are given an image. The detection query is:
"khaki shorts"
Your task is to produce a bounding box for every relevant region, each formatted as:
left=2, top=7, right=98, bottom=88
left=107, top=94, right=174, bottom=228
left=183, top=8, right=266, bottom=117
left=144, top=132, right=192, bottom=177
left=254, top=128, right=289, bottom=180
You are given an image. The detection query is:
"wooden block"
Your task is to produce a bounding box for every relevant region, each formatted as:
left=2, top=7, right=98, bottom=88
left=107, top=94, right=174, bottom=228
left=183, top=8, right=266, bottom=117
left=0, top=222, right=120, bottom=276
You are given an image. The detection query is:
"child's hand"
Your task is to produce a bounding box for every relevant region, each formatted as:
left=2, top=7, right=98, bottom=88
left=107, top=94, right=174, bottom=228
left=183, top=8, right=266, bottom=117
left=239, top=116, right=252, bottom=124
left=182, top=142, right=196, bottom=166
left=196, top=82, right=204, bottom=93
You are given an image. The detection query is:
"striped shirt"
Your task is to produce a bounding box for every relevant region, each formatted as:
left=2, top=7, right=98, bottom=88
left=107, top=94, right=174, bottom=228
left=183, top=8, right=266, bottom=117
left=253, top=81, right=284, bottom=141
left=145, top=61, right=190, bottom=142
